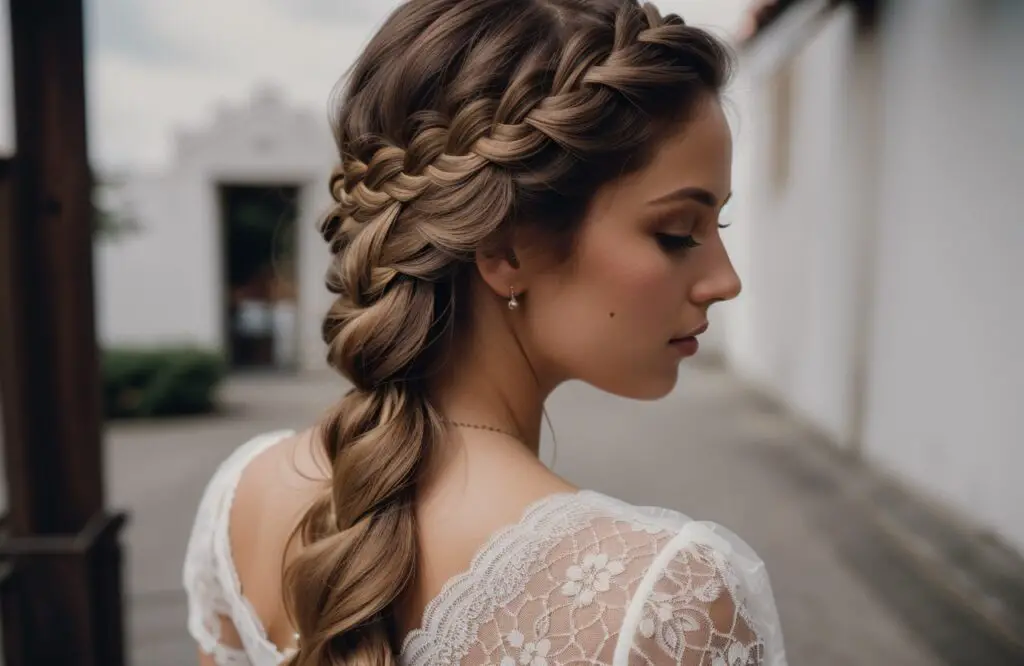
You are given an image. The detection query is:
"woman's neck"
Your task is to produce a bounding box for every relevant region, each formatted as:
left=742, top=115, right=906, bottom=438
left=430, top=299, right=553, bottom=456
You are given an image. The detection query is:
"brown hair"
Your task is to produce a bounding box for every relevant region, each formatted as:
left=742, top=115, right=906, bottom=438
left=284, top=1, right=731, bottom=663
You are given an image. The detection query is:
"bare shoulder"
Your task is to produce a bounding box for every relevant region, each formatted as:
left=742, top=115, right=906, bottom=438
left=232, top=428, right=330, bottom=517
left=228, top=429, right=329, bottom=646
left=406, top=431, right=576, bottom=627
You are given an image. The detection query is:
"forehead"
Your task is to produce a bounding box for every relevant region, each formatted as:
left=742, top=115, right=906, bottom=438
left=606, top=99, right=734, bottom=205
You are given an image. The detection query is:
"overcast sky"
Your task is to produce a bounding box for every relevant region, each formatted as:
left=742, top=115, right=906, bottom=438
left=0, top=0, right=745, bottom=172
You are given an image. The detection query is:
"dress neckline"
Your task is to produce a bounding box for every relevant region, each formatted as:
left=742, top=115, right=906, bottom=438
left=224, top=432, right=606, bottom=663
left=399, top=489, right=615, bottom=661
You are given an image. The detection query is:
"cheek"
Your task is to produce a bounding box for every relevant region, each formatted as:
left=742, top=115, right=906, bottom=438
left=593, top=240, right=681, bottom=331
left=527, top=238, right=682, bottom=363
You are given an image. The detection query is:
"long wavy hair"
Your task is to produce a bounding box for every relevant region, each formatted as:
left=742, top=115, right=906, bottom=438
left=283, top=1, right=732, bottom=663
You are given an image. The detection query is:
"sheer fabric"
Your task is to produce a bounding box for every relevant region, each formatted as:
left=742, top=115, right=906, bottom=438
left=184, top=432, right=787, bottom=665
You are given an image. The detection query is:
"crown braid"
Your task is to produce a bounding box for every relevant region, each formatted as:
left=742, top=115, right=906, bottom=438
left=323, top=1, right=725, bottom=247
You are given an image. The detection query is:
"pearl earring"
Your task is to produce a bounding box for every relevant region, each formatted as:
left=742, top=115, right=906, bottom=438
left=508, top=286, right=519, bottom=311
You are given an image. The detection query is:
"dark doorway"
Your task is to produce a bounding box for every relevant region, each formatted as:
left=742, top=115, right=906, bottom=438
left=219, top=184, right=299, bottom=371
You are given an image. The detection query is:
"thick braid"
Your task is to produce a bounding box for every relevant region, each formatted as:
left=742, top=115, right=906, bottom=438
left=289, top=1, right=731, bottom=664
left=286, top=220, right=456, bottom=666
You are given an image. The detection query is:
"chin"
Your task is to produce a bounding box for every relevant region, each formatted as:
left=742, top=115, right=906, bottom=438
left=594, top=368, right=679, bottom=402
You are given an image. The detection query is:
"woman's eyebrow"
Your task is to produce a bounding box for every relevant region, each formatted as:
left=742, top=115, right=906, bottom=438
left=647, top=187, right=732, bottom=209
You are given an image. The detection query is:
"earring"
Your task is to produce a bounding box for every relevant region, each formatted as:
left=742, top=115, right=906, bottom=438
left=508, top=286, right=520, bottom=311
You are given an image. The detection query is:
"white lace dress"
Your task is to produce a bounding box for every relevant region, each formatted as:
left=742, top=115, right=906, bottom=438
left=184, top=431, right=788, bottom=666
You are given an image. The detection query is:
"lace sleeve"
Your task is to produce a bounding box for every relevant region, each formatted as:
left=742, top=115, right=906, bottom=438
left=418, top=506, right=786, bottom=666
left=615, top=521, right=786, bottom=665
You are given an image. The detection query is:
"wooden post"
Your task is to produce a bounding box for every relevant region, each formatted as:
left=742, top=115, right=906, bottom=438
left=0, top=0, right=128, bottom=664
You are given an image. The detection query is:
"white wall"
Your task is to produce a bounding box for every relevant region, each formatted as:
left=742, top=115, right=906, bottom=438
left=862, top=0, right=1024, bottom=551
left=722, top=5, right=865, bottom=447
left=95, top=88, right=336, bottom=371
left=722, top=0, right=1024, bottom=552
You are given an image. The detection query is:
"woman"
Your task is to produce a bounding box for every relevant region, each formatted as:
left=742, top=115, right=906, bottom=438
left=183, top=0, right=788, bottom=664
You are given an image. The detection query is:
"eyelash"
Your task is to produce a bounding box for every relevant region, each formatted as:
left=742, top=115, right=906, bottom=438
left=655, top=219, right=732, bottom=253
left=656, top=233, right=702, bottom=252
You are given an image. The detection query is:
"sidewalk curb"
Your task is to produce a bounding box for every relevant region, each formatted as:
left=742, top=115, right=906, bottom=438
left=748, top=398, right=1024, bottom=666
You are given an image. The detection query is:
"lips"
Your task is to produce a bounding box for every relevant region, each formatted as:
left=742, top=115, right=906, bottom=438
left=670, top=321, right=708, bottom=343
left=686, top=321, right=709, bottom=338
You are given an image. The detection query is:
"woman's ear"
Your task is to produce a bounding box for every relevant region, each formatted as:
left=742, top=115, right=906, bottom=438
left=475, top=244, right=523, bottom=301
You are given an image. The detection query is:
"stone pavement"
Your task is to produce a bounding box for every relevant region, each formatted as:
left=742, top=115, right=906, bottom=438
left=111, top=363, right=1007, bottom=665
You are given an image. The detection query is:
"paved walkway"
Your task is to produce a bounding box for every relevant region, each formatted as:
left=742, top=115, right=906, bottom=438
left=114, top=364, right=951, bottom=665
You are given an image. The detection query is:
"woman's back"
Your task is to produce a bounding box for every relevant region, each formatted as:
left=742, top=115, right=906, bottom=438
left=184, top=427, right=571, bottom=661
left=185, top=431, right=784, bottom=665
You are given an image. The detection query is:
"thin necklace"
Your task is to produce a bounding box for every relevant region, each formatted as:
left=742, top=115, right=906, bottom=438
left=446, top=421, right=521, bottom=440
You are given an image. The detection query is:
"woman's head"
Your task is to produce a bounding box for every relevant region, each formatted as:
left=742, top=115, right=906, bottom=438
left=502, top=97, right=738, bottom=399
left=287, top=1, right=736, bottom=663
left=323, top=0, right=737, bottom=401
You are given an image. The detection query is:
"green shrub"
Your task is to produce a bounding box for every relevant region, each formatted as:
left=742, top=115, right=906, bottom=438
left=102, top=347, right=226, bottom=419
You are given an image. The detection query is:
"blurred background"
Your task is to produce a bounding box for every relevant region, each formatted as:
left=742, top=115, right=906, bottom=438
left=0, top=0, right=1022, bottom=664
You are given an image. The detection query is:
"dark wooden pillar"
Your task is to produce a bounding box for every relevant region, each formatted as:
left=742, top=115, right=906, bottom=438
left=0, top=0, right=128, bottom=664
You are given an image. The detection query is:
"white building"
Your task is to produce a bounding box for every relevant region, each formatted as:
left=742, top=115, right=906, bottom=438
left=720, top=0, right=1024, bottom=553
left=95, top=87, right=336, bottom=372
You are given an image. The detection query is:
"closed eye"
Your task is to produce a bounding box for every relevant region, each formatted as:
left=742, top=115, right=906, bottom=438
left=656, top=233, right=702, bottom=252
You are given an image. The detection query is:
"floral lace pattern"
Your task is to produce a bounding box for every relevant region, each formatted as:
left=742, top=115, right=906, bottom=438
left=184, top=433, right=787, bottom=666
left=561, top=553, right=627, bottom=606
left=501, top=630, right=552, bottom=666
left=402, top=492, right=786, bottom=666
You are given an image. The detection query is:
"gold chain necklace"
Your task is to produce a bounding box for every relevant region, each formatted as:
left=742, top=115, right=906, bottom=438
left=446, top=421, right=521, bottom=440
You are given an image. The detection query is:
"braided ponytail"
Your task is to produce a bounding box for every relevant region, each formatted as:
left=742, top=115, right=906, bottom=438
left=285, top=1, right=731, bottom=663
